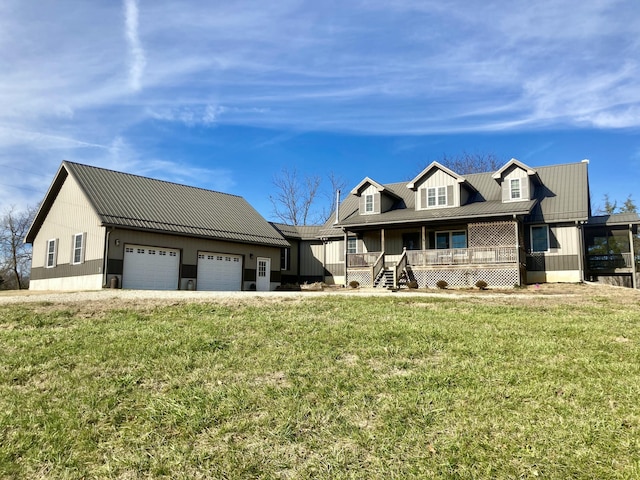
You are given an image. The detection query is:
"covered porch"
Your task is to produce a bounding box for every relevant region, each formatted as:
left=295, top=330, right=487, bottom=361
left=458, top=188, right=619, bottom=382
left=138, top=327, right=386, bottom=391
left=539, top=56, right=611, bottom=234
left=345, top=220, right=524, bottom=288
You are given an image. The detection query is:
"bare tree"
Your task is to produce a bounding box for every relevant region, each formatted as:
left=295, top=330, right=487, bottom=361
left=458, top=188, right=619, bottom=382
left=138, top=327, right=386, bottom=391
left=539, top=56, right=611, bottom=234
left=0, top=205, right=36, bottom=289
left=422, top=151, right=503, bottom=175
left=270, top=168, right=346, bottom=225
left=269, top=167, right=321, bottom=225
left=321, top=172, right=347, bottom=223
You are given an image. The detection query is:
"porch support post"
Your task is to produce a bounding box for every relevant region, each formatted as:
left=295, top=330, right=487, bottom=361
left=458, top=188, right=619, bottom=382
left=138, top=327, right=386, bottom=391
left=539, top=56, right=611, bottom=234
left=381, top=228, right=385, bottom=253
left=421, top=226, right=426, bottom=250
left=630, top=224, right=637, bottom=289
left=343, top=229, right=348, bottom=287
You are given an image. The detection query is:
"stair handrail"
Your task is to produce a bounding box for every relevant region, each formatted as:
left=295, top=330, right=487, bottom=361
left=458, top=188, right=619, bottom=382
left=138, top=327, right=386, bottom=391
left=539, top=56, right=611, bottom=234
left=394, top=248, right=408, bottom=288
left=371, top=251, right=385, bottom=286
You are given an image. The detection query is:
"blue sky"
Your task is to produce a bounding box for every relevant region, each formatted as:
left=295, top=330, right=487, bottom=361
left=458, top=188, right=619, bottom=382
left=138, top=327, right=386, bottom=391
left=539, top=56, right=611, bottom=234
left=1, top=0, right=639, bottom=222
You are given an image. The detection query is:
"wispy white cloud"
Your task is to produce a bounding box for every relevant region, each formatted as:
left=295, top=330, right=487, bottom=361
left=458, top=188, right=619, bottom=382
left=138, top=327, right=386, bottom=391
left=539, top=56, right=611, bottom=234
left=1, top=0, right=640, bottom=210
left=124, top=0, right=146, bottom=91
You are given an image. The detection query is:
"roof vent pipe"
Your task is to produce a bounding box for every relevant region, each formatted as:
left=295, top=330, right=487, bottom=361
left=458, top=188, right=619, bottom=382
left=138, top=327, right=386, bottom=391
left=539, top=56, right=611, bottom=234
left=334, top=189, right=341, bottom=224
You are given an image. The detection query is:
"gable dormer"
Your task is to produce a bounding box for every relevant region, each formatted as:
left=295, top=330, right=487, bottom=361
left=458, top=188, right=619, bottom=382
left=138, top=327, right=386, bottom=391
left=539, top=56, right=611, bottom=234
left=406, top=161, right=477, bottom=210
left=350, top=177, right=400, bottom=215
left=492, top=158, right=540, bottom=203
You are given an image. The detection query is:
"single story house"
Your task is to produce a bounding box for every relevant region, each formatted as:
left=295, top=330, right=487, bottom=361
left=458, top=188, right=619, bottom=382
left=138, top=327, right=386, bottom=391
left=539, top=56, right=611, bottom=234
left=26, top=161, right=290, bottom=291
left=314, top=159, right=639, bottom=289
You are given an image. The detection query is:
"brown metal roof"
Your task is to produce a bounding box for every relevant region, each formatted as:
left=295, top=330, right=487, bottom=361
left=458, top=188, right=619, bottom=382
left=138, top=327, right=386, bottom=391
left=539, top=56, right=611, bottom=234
left=27, top=161, right=289, bottom=247
left=326, top=161, right=591, bottom=232
left=271, top=223, right=323, bottom=241
left=587, top=213, right=640, bottom=226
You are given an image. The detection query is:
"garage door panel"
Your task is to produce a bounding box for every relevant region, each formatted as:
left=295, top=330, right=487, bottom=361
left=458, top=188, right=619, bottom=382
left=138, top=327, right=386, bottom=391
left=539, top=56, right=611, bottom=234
left=122, top=245, right=180, bottom=290
left=197, top=252, right=242, bottom=291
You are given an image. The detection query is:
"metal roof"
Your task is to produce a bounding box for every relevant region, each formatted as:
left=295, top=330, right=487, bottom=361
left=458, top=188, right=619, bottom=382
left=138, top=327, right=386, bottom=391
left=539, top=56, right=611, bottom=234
left=271, top=223, right=323, bottom=241
left=26, top=161, right=289, bottom=247
left=587, top=213, right=640, bottom=226
left=322, top=161, right=591, bottom=233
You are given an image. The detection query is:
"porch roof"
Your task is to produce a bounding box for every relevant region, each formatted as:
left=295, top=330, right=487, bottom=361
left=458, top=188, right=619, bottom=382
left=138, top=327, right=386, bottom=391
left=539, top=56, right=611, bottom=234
left=338, top=198, right=537, bottom=228
left=586, top=213, right=640, bottom=227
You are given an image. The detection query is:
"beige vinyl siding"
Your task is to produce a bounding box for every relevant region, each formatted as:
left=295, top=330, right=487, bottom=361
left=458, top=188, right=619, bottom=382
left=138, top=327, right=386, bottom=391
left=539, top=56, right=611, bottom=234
left=323, top=238, right=345, bottom=282
left=359, top=185, right=380, bottom=215
left=415, top=169, right=458, bottom=209
left=503, top=167, right=530, bottom=202
left=31, top=175, right=105, bottom=270
left=550, top=225, right=579, bottom=255
left=324, top=238, right=345, bottom=263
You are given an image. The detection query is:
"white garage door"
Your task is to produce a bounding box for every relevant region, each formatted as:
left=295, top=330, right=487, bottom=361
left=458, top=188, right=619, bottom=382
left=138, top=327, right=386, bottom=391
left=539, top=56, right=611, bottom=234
left=197, top=252, right=242, bottom=291
left=122, top=245, right=180, bottom=290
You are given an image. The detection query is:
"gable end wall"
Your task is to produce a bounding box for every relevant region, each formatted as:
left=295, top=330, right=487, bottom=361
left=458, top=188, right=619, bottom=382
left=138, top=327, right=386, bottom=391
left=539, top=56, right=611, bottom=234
left=30, top=175, right=105, bottom=290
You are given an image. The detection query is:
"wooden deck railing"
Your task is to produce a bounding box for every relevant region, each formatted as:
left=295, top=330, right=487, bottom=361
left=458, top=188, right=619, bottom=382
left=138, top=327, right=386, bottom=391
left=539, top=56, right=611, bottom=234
left=347, top=252, right=383, bottom=268
left=406, top=246, right=518, bottom=266
left=347, top=247, right=518, bottom=269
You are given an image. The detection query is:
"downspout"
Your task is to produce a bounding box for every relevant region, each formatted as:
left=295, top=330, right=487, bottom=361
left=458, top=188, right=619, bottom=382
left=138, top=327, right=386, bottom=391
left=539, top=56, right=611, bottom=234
left=102, top=226, right=115, bottom=288
left=343, top=228, right=348, bottom=287
left=322, top=237, right=327, bottom=284
left=576, top=221, right=585, bottom=282
left=630, top=224, right=637, bottom=289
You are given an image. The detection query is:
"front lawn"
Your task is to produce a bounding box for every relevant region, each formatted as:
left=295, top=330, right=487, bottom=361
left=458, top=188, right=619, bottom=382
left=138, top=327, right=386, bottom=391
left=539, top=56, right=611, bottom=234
left=1, top=291, right=640, bottom=478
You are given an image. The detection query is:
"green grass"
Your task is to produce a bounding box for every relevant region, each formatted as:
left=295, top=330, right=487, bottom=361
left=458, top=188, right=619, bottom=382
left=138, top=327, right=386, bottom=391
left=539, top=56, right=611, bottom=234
left=1, top=295, right=640, bottom=479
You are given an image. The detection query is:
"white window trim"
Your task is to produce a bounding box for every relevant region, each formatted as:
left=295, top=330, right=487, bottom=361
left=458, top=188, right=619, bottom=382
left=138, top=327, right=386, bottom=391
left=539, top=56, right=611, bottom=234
left=347, top=237, right=357, bottom=254
left=46, top=238, right=58, bottom=268
left=364, top=194, right=374, bottom=213
left=72, top=233, right=85, bottom=265
left=530, top=225, right=550, bottom=253
left=423, top=186, right=448, bottom=209
left=510, top=178, right=521, bottom=200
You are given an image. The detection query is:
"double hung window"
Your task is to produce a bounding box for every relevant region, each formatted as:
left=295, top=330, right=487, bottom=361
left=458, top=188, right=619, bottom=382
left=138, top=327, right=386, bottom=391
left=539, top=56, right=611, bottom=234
left=425, top=186, right=447, bottom=208
left=46, top=239, right=58, bottom=268
left=72, top=233, right=85, bottom=264
left=510, top=179, right=521, bottom=200
left=364, top=194, right=374, bottom=213
left=347, top=237, right=357, bottom=254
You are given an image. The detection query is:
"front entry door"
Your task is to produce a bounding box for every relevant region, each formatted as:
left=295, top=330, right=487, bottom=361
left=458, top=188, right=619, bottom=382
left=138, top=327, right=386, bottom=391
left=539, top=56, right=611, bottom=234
left=256, top=257, right=271, bottom=291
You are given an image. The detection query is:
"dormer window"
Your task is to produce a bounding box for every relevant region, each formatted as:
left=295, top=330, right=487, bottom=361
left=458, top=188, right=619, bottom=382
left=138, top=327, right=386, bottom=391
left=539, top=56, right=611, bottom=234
left=423, top=186, right=448, bottom=208
left=510, top=179, right=521, bottom=200
left=364, top=194, right=374, bottom=213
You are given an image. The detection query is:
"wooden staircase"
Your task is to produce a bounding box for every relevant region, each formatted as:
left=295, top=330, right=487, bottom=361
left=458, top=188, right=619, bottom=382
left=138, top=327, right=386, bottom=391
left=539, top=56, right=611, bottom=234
left=374, top=268, right=395, bottom=289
